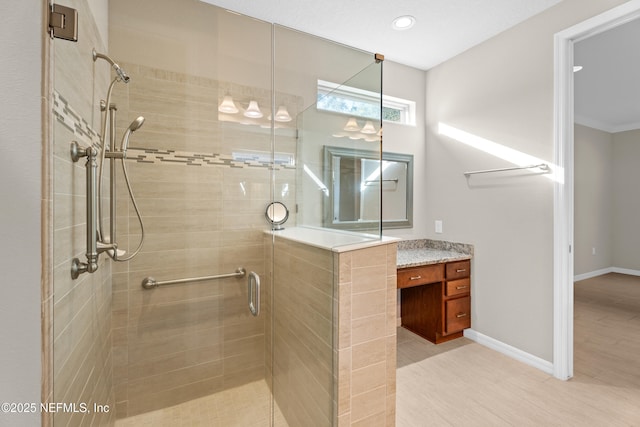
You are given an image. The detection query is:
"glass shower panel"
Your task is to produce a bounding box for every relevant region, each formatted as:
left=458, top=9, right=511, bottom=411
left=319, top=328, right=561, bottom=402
left=271, top=25, right=383, bottom=427
left=107, top=0, right=273, bottom=422
left=296, top=63, right=384, bottom=234
left=51, top=0, right=274, bottom=425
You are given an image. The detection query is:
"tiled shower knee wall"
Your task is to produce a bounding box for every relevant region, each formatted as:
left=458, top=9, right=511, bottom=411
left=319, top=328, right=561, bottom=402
left=268, top=238, right=397, bottom=427
left=49, top=0, right=115, bottom=425
left=335, top=243, right=397, bottom=427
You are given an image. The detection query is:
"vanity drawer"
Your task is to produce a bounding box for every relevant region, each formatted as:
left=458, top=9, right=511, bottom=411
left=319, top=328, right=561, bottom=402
left=446, top=260, right=471, bottom=280
left=397, top=264, right=444, bottom=289
left=444, top=296, right=471, bottom=335
left=445, top=278, right=470, bottom=297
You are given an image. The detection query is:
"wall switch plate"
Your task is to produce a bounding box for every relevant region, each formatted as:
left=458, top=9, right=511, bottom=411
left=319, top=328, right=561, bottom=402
left=435, top=220, right=443, bottom=234
left=592, top=247, right=596, bottom=255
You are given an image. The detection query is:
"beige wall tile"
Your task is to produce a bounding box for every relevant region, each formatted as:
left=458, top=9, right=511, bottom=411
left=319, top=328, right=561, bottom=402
left=351, top=361, right=386, bottom=396
left=352, top=289, right=386, bottom=320
left=351, top=314, right=386, bottom=346
left=351, top=338, right=387, bottom=371
left=352, top=245, right=387, bottom=268
left=352, top=265, right=387, bottom=294
left=350, top=385, right=386, bottom=423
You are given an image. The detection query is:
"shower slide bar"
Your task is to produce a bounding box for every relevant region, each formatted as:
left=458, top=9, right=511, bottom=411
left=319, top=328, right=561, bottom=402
left=141, top=267, right=247, bottom=289
left=464, top=163, right=550, bottom=177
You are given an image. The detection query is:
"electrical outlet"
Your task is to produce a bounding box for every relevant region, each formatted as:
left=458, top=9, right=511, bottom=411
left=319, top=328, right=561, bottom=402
left=435, top=220, right=443, bottom=234
left=592, top=247, right=596, bottom=256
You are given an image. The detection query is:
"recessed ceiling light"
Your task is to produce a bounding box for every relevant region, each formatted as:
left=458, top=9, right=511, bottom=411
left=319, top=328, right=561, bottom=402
left=392, top=15, right=415, bottom=31
left=573, top=65, right=583, bottom=72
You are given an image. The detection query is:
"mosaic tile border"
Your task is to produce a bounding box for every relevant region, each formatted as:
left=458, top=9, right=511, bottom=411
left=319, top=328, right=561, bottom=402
left=53, top=90, right=296, bottom=171
left=125, top=148, right=296, bottom=170
left=53, top=90, right=101, bottom=148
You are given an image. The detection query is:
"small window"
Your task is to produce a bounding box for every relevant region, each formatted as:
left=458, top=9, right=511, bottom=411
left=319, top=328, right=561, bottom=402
left=317, top=80, right=415, bottom=126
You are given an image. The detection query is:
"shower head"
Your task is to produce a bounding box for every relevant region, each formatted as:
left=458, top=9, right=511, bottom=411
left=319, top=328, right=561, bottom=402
left=92, top=48, right=130, bottom=83
left=128, top=116, right=145, bottom=132
left=120, top=116, right=145, bottom=152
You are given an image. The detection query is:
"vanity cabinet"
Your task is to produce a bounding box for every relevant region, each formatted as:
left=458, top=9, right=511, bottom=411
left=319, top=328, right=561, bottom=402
left=399, top=259, right=471, bottom=344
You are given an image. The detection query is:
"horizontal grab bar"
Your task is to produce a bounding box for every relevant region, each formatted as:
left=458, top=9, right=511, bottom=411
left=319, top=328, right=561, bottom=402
left=142, top=267, right=246, bottom=289
left=464, top=163, right=550, bottom=177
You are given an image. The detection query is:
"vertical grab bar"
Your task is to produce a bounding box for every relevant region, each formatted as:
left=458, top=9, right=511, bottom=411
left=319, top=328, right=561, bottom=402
left=70, top=142, right=100, bottom=279
left=248, top=271, right=260, bottom=317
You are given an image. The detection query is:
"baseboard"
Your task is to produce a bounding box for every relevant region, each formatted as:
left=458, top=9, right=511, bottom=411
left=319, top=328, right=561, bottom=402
left=574, top=266, right=640, bottom=281
left=611, top=267, right=640, bottom=277
left=463, top=329, right=554, bottom=375
left=574, top=267, right=613, bottom=282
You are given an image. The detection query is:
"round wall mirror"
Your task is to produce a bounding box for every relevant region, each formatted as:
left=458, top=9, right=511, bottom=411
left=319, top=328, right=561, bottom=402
left=265, top=202, right=289, bottom=230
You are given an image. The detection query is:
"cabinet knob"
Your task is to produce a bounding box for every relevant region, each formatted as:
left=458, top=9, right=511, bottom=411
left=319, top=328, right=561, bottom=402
left=456, top=269, right=467, bottom=273
left=410, top=275, right=422, bottom=280
left=456, top=313, right=468, bottom=318
left=456, top=285, right=468, bottom=290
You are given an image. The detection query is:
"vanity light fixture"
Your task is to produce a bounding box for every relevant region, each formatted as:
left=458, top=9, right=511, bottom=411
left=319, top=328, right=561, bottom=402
left=392, top=15, right=415, bottom=30
left=343, top=117, right=360, bottom=131
left=274, top=105, right=292, bottom=122
left=244, top=100, right=263, bottom=118
left=218, top=95, right=239, bottom=114
left=361, top=120, right=376, bottom=134
left=573, top=65, right=583, bottom=72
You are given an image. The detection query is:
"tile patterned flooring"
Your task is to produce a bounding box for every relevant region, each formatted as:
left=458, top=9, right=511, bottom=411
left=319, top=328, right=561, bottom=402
left=114, top=380, right=288, bottom=427
left=397, top=273, right=640, bottom=426
left=115, top=273, right=640, bottom=426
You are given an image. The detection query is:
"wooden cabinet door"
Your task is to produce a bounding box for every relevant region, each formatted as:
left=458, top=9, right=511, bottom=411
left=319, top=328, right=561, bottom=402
left=444, top=296, right=470, bottom=335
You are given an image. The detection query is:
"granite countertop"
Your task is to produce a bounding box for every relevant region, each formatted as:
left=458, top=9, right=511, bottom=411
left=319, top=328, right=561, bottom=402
left=397, top=239, right=473, bottom=268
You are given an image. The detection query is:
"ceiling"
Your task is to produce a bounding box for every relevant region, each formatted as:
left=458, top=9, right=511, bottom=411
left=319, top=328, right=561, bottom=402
left=199, top=0, right=639, bottom=133
left=200, top=0, right=561, bottom=70
left=575, top=18, right=640, bottom=133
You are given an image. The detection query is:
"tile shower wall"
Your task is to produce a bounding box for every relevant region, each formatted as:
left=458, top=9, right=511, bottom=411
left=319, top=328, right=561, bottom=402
left=271, top=238, right=336, bottom=426
left=268, top=236, right=397, bottom=427
left=109, top=63, right=298, bottom=417
left=51, top=0, right=115, bottom=425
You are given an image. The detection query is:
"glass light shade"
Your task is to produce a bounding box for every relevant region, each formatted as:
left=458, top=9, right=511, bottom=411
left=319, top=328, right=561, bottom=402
left=343, top=117, right=360, bottom=132
left=218, top=95, right=239, bottom=114
left=361, top=121, right=376, bottom=134
left=244, top=100, right=263, bottom=118
left=274, top=105, right=292, bottom=122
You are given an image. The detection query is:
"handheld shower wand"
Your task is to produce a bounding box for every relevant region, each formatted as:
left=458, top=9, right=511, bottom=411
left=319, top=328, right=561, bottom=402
left=93, top=48, right=130, bottom=83
left=110, top=116, right=146, bottom=262
left=121, top=116, right=145, bottom=153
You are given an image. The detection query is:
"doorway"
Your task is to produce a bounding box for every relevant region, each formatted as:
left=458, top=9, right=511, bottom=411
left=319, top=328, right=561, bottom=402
left=553, top=0, right=640, bottom=380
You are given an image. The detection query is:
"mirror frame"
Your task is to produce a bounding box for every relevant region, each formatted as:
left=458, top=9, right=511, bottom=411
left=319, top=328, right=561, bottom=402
left=265, top=201, right=289, bottom=230
left=323, top=145, right=413, bottom=230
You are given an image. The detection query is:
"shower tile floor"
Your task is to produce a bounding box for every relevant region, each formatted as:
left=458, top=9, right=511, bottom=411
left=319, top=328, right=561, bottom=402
left=114, top=380, right=288, bottom=427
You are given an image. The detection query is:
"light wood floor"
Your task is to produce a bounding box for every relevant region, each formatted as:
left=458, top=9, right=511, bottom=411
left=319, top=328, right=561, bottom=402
left=397, top=273, right=640, bottom=426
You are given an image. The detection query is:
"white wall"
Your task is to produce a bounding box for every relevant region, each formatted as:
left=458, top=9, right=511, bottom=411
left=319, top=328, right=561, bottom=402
left=383, top=61, right=428, bottom=239
left=0, top=1, right=43, bottom=426
left=574, top=124, right=614, bottom=276
left=612, top=129, right=640, bottom=271
left=423, top=0, right=629, bottom=362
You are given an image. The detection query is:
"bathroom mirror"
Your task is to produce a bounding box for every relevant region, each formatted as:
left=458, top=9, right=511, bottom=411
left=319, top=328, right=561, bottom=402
left=265, top=201, right=289, bottom=230
left=323, top=146, right=413, bottom=230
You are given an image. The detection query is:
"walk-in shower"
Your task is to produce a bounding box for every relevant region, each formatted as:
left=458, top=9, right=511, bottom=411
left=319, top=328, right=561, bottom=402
left=50, top=1, right=384, bottom=426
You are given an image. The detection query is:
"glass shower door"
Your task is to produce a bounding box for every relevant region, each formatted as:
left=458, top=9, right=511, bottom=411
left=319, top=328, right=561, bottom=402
left=51, top=1, right=274, bottom=425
